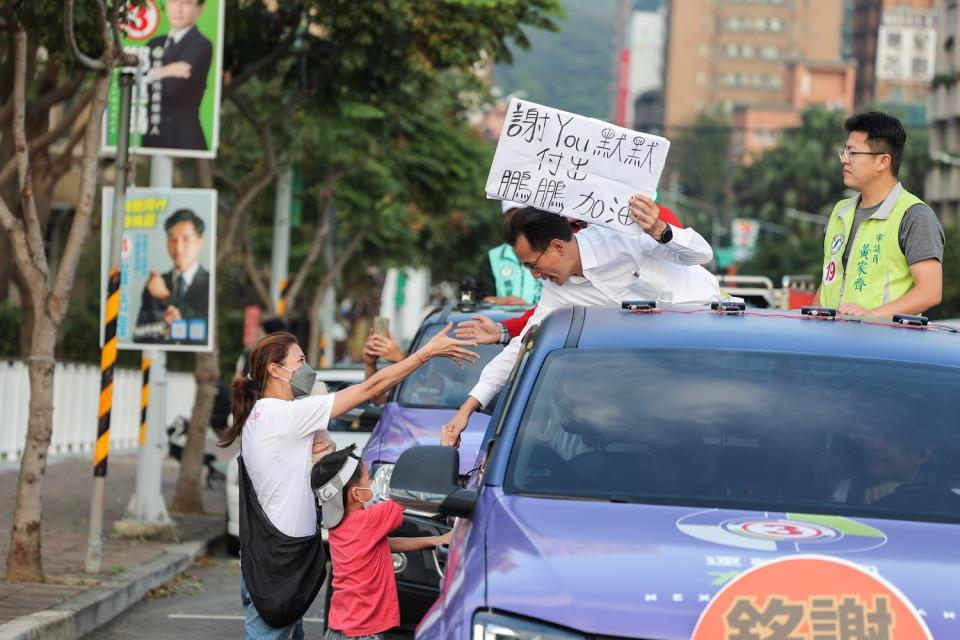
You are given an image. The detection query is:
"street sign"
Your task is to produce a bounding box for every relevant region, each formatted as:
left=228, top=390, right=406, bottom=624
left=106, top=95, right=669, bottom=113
left=731, top=217, right=760, bottom=261
left=100, top=187, right=217, bottom=352
left=102, top=0, right=225, bottom=158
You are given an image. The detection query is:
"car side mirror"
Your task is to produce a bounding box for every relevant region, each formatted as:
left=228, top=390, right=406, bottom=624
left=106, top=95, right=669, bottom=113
left=389, top=446, right=477, bottom=518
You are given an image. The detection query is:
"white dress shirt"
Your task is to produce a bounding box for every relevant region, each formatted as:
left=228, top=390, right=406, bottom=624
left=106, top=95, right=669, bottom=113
left=468, top=223, right=719, bottom=407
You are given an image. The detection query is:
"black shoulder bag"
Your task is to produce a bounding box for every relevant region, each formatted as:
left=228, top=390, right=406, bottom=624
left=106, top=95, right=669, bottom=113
left=238, top=455, right=327, bottom=629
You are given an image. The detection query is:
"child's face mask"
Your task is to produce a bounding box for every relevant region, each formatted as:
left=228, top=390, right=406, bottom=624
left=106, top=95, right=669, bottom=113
left=353, top=486, right=375, bottom=508
left=277, top=363, right=317, bottom=398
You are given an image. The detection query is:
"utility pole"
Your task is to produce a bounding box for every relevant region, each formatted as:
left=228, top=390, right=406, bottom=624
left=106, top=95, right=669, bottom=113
left=319, top=200, right=336, bottom=367
left=270, top=167, right=292, bottom=316
left=117, top=158, right=174, bottom=536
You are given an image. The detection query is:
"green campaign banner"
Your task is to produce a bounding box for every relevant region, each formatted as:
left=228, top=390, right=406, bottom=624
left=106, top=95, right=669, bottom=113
left=102, top=0, right=224, bottom=159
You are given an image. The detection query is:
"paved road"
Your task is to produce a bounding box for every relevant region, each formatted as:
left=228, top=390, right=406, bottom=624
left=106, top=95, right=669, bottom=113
left=84, top=538, right=411, bottom=639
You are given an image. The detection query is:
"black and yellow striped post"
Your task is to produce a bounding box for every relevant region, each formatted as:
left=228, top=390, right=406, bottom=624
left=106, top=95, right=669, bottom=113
left=95, top=267, right=121, bottom=476
left=276, top=277, right=290, bottom=317
left=86, top=70, right=135, bottom=574
left=86, top=265, right=119, bottom=573
left=139, top=356, right=151, bottom=446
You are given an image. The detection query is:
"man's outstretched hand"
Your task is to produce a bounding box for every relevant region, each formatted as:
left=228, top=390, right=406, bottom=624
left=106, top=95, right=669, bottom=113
left=454, top=315, right=501, bottom=345
left=440, top=410, right=469, bottom=448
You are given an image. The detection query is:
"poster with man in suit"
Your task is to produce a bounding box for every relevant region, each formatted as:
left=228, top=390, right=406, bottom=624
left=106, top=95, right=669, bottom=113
left=101, top=188, right=217, bottom=352
left=103, top=0, right=224, bottom=159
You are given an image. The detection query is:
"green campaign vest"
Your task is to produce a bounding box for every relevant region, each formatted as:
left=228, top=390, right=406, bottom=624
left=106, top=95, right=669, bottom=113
left=489, top=244, right=542, bottom=304
left=820, top=183, right=921, bottom=310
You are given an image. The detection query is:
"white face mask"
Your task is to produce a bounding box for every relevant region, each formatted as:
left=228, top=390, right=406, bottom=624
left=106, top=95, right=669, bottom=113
left=354, top=486, right=375, bottom=508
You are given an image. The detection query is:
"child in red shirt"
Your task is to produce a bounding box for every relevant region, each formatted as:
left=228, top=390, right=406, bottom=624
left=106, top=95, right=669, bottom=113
left=311, top=445, right=450, bottom=639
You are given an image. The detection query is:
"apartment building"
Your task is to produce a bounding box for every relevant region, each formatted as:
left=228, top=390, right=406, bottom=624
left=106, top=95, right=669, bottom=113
left=663, top=0, right=851, bottom=140
left=926, top=0, right=960, bottom=224
left=852, top=0, right=938, bottom=124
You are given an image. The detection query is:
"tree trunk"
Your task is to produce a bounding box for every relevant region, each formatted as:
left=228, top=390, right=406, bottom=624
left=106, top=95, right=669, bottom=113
left=170, top=349, right=220, bottom=513
left=6, top=308, right=56, bottom=582
left=14, top=267, right=35, bottom=357
left=0, top=233, right=11, bottom=301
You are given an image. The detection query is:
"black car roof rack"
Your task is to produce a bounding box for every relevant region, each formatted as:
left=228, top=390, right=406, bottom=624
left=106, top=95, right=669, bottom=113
left=622, top=300, right=657, bottom=312
left=801, top=306, right=837, bottom=318
left=711, top=301, right=746, bottom=314
left=892, top=313, right=928, bottom=327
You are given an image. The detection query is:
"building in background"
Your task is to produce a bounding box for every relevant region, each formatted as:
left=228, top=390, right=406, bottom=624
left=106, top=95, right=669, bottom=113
left=852, top=0, right=938, bottom=126
left=926, top=0, right=960, bottom=225
left=731, top=61, right=856, bottom=163
left=621, top=0, right=668, bottom=132
left=663, top=0, right=853, bottom=163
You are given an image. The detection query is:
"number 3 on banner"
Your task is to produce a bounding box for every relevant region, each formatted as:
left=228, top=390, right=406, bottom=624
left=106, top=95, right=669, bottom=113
left=122, top=0, right=161, bottom=41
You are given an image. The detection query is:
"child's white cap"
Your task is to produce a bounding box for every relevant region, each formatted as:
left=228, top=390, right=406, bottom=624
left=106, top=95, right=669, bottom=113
left=314, top=455, right=359, bottom=529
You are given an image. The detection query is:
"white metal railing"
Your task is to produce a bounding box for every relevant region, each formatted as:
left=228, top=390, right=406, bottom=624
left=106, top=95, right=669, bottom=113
left=0, top=359, right=196, bottom=461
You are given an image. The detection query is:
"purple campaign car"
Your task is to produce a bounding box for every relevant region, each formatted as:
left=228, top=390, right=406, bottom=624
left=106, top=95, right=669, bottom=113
left=389, top=304, right=960, bottom=639
left=360, top=301, right=527, bottom=625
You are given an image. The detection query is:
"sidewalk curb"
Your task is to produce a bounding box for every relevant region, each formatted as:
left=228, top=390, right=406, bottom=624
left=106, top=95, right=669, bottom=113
left=0, top=523, right=223, bottom=640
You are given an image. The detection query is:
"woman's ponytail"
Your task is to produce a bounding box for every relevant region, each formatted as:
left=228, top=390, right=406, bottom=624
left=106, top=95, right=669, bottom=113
left=218, top=331, right=297, bottom=448
left=219, top=376, right=258, bottom=447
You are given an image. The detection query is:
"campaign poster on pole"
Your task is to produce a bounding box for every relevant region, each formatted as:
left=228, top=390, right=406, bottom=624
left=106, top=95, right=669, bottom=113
left=485, top=98, right=671, bottom=237
left=100, top=188, right=217, bottom=352
left=102, top=0, right=225, bottom=159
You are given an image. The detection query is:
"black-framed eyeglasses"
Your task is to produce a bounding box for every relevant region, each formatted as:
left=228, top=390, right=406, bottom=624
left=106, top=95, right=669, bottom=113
left=837, top=147, right=888, bottom=163
left=522, top=245, right=549, bottom=273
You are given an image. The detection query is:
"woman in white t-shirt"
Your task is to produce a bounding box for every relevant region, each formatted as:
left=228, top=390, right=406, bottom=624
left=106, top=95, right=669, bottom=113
left=221, top=328, right=477, bottom=639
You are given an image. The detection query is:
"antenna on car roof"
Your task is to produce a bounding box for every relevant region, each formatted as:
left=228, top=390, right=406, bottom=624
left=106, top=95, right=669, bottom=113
left=457, top=276, right=477, bottom=312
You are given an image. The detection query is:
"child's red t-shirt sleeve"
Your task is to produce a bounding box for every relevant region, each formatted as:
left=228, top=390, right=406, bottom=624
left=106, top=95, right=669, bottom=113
left=364, top=500, right=404, bottom=539
left=503, top=307, right=535, bottom=338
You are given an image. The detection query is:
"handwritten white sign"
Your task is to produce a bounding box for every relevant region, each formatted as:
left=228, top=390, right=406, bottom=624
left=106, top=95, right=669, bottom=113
left=485, top=98, right=671, bottom=236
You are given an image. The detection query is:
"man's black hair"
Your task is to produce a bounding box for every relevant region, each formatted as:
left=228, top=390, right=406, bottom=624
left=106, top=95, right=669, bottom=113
left=164, top=208, right=205, bottom=236
left=503, top=206, right=573, bottom=251
left=844, top=112, right=907, bottom=177
left=310, top=444, right=362, bottom=516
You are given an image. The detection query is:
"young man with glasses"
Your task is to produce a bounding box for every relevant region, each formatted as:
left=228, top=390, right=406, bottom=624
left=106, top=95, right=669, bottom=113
left=441, top=194, right=720, bottom=447
left=814, top=112, right=943, bottom=317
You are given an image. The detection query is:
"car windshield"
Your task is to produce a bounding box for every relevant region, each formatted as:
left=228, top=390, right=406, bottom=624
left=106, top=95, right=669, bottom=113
left=397, top=321, right=505, bottom=410
left=505, top=348, right=960, bottom=523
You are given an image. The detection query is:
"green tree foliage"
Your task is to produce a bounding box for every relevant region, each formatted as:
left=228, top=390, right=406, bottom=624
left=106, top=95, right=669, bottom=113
left=733, top=108, right=848, bottom=223
left=934, top=224, right=960, bottom=320
left=670, top=114, right=732, bottom=209
left=211, top=0, right=560, bottom=364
